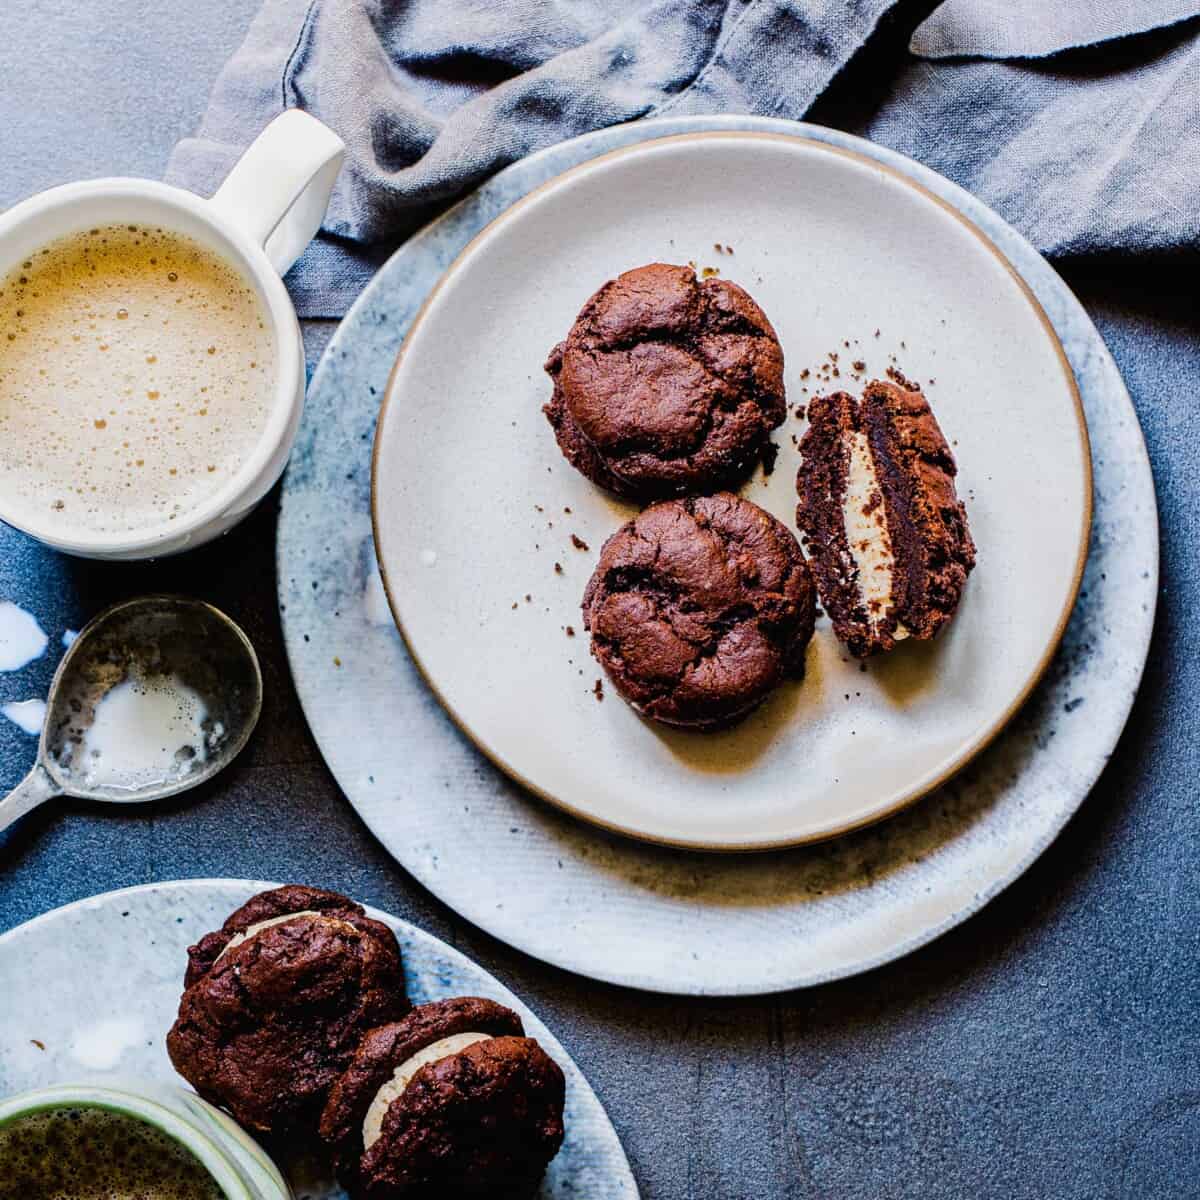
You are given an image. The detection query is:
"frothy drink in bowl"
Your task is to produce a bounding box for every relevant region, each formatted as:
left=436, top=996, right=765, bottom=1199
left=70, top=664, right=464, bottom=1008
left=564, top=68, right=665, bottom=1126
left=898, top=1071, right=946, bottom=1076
left=0, top=1106, right=224, bottom=1199
left=0, top=224, right=275, bottom=538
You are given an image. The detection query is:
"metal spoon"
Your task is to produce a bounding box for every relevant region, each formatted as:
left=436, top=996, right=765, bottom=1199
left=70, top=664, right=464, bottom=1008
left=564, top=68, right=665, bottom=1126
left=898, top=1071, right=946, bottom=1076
left=0, top=595, right=262, bottom=834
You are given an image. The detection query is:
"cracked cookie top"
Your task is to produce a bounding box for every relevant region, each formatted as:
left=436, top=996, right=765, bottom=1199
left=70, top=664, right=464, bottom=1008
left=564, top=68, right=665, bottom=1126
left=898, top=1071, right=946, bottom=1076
left=544, top=263, right=786, bottom=499
left=582, top=493, right=816, bottom=729
left=320, top=998, right=564, bottom=1198
left=354, top=1033, right=565, bottom=1200
left=319, top=997, right=526, bottom=1162
left=166, top=885, right=409, bottom=1138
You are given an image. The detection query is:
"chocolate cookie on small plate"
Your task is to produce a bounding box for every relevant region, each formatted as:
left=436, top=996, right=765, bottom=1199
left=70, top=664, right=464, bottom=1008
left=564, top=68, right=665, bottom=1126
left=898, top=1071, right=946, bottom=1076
left=320, top=997, right=565, bottom=1199
left=166, top=885, right=409, bottom=1138
left=583, top=492, right=816, bottom=730
left=796, top=377, right=976, bottom=657
left=544, top=263, right=786, bottom=498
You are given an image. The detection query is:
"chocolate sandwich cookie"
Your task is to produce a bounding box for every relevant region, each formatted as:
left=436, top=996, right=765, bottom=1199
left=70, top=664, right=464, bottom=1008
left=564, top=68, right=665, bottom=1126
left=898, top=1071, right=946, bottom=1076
left=796, top=377, right=976, bottom=658
left=320, top=997, right=565, bottom=1200
left=582, top=493, right=816, bottom=730
left=544, top=263, right=786, bottom=498
left=166, top=885, right=409, bottom=1138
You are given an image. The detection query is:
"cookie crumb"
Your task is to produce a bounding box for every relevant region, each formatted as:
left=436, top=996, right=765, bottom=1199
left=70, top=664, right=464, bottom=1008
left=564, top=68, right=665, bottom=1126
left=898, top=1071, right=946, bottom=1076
left=570, top=533, right=589, bottom=551
left=565, top=626, right=575, bottom=637
left=593, top=678, right=604, bottom=701
left=554, top=562, right=564, bottom=575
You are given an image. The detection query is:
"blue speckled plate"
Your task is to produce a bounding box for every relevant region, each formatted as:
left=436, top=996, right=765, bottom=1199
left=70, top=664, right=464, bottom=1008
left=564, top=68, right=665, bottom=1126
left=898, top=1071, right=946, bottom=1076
left=0, top=879, right=638, bottom=1199
left=277, top=116, right=1157, bottom=994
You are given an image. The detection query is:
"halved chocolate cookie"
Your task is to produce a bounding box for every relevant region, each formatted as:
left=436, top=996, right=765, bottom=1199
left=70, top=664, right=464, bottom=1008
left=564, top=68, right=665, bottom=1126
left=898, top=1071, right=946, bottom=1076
left=583, top=493, right=816, bottom=729
left=320, top=997, right=565, bottom=1199
left=166, top=885, right=409, bottom=1138
left=796, top=378, right=976, bottom=657
left=544, top=263, right=786, bottom=499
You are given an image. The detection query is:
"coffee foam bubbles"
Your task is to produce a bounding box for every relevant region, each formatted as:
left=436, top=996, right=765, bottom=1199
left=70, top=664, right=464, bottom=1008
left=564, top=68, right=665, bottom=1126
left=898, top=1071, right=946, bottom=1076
left=0, top=1106, right=223, bottom=1199
left=0, top=223, right=275, bottom=538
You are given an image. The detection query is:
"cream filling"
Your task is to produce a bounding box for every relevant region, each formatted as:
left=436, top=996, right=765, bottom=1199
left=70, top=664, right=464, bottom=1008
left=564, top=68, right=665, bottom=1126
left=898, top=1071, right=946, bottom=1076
left=214, top=911, right=325, bottom=962
left=844, top=431, right=908, bottom=640
left=362, top=1033, right=493, bottom=1150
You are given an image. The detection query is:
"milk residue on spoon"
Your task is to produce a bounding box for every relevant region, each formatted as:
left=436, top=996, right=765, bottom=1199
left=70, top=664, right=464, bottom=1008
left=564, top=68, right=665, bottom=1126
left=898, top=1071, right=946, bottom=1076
left=69, top=669, right=224, bottom=791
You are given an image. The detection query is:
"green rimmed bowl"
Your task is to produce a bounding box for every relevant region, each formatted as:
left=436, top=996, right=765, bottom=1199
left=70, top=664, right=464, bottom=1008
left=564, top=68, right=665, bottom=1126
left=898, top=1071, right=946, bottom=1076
left=0, top=1081, right=291, bottom=1200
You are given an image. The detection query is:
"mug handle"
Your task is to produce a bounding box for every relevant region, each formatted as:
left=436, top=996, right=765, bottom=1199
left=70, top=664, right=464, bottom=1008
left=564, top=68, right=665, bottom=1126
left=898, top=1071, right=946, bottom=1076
left=208, top=109, right=345, bottom=277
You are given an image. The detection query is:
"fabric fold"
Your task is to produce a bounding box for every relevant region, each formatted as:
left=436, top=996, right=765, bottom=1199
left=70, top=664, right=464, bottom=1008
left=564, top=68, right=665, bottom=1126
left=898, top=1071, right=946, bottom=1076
left=869, top=21, right=1200, bottom=258
left=169, top=0, right=1200, bottom=317
left=168, top=0, right=897, bottom=315
left=911, top=0, right=1200, bottom=61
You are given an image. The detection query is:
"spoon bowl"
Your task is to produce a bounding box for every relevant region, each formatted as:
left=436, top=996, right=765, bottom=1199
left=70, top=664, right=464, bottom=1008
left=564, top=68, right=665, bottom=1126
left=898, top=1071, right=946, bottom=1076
left=0, top=596, right=261, bottom=832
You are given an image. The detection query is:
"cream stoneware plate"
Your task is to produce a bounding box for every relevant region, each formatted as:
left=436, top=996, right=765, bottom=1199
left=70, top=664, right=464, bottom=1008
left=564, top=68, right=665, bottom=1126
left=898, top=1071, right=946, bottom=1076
left=372, top=131, right=1090, bottom=851
left=0, top=881, right=637, bottom=1199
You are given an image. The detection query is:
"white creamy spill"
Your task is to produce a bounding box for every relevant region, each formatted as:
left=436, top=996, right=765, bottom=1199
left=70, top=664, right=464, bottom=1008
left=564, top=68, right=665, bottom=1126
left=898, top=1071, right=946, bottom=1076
left=2, top=697, right=45, bottom=734
left=844, top=431, right=906, bottom=639
left=70, top=671, right=217, bottom=791
left=0, top=224, right=276, bottom=537
left=363, top=1033, right=492, bottom=1149
left=0, top=601, right=48, bottom=670
left=62, top=628, right=78, bottom=647
left=69, top=1015, right=145, bottom=1070
left=214, top=911, right=324, bottom=962
left=363, top=564, right=392, bottom=627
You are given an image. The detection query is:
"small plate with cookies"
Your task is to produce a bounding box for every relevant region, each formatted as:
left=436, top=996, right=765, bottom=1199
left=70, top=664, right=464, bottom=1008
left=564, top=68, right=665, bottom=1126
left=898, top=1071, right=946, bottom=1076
left=0, top=880, right=637, bottom=1198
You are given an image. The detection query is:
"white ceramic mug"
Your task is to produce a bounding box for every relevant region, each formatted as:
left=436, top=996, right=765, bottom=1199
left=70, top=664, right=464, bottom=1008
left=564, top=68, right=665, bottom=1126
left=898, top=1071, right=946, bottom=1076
left=0, top=109, right=344, bottom=560
left=0, top=1081, right=292, bottom=1199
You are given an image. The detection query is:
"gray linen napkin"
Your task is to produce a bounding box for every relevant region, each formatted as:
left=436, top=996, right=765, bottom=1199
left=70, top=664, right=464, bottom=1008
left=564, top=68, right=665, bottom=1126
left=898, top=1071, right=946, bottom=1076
left=166, top=0, right=900, bottom=315
left=168, top=0, right=1200, bottom=316
left=911, top=0, right=1200, bottom=59
left=882, top=5, right=1200, bottom=257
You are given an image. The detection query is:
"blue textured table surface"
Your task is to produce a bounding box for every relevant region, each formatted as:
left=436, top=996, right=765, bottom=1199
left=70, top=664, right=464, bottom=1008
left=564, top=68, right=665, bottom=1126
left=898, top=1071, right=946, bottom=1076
left=1, top=4, right=1196, bottom=1198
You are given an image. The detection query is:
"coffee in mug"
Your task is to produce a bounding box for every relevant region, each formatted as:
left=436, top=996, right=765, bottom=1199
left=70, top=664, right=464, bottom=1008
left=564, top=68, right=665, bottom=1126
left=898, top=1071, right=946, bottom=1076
left=0, top=223, right=275, bottom=538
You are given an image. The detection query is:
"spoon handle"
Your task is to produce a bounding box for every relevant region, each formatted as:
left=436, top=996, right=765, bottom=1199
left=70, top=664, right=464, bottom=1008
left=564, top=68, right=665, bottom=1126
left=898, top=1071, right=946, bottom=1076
left=0, top=763, right=60, bottom=834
